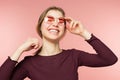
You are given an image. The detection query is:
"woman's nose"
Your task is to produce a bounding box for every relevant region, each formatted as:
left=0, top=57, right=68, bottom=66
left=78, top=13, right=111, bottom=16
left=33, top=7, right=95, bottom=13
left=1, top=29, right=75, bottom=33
left=52, top=20, right=59, bottom=27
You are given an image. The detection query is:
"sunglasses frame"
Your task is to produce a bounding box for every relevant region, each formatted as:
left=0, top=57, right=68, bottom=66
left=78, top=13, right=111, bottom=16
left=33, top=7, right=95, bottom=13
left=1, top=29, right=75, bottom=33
left=44, top=15, right=66, bottom=25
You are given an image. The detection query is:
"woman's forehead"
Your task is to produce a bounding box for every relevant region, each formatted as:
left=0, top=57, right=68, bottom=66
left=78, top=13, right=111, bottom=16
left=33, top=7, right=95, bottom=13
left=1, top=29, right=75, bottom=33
left=46, top=10, right=64, bottom=18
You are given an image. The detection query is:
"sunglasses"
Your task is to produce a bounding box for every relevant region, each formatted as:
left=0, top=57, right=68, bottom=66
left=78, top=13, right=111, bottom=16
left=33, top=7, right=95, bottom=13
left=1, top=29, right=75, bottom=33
left=44, top=16, right=65, bottom=26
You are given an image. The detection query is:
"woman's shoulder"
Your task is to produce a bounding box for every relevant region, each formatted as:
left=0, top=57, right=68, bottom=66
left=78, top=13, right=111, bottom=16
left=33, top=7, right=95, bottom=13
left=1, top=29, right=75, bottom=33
left=23, top=55, right=36, bottom=61
left=16, top=56, right=36, bottom=68
left=63, top=48, right=85, bottom=56
left=18, top=56, right=34, bottom=64
left=64, top=48, right=89, bottom=57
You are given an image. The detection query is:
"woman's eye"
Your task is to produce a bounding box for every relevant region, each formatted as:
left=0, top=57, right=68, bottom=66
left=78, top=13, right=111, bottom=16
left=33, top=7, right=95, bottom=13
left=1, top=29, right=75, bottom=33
left=59, top=18, right=65, bottom=23
left=47, top=17, right=54, bottom=22
left=48, top=18, right=54, bottom=22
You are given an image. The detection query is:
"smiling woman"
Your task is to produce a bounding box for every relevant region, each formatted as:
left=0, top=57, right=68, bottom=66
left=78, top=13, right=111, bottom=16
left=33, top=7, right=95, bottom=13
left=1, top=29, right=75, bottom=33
left=40, top=9, right=66, bottom=42
left=0, top=6, right=118, bottom=80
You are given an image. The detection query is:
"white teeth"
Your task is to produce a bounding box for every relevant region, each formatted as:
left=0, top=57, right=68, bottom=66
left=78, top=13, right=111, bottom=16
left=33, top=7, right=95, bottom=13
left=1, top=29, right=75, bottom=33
left=49, top=29, right=58, bottom=33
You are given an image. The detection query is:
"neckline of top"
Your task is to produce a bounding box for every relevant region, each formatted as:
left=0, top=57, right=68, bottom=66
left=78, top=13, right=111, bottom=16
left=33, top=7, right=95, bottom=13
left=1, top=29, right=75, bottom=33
left=35, top=49, right=66, bottom=58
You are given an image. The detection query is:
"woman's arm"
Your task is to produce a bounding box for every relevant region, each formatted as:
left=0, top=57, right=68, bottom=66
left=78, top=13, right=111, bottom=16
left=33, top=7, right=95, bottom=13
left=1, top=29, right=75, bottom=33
left=65, top=17, right=118, bottom=67
left=76, top=34, right=118, bottom=67
left=0, top=57, right=30, bottom=80
left=0, top=57, right=17, bottom=80
left=0, top=38, right=39, bottom=80
left=10, top=38, right=39, bottom=61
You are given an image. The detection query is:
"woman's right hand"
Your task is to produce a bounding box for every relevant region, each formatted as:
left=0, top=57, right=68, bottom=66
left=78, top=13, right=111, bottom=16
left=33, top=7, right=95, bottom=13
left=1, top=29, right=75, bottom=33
left=19, top=38, right=40, bottom=52
left=10, top=38, right=39, bottom=61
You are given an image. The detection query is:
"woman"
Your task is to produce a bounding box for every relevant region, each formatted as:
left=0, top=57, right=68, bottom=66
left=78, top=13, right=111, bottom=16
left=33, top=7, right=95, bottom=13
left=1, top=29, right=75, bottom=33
left=0, top=6, right=118, bottom=80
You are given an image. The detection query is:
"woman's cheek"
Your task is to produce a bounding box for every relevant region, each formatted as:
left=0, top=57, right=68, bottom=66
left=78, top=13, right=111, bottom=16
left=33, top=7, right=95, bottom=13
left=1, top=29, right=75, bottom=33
left=42, top=22, right=50, bottom=28
left=41, top=23, right=51, bottom=32
left=60, top=25, right=66, bottom=32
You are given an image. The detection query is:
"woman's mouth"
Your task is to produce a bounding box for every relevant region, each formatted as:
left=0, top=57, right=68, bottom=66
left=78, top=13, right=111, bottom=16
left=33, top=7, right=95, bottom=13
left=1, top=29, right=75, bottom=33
left=48, top=28, right=60, bottom=35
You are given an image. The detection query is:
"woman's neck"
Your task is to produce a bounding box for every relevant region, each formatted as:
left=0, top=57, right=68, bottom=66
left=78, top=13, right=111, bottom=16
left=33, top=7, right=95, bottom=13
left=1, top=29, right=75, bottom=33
left=38, top=38, right=62, bottom=56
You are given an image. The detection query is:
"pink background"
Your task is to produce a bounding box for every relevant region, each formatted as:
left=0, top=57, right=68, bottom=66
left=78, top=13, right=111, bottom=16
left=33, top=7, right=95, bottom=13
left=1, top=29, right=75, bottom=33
left=0, top=0, right=120, bottom=80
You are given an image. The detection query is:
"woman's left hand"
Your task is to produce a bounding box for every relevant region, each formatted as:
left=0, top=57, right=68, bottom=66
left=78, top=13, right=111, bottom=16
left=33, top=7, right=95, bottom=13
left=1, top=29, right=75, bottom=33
left=65, top=17, right=85, bottom=35
left=65, top=17, right=92, bottom=40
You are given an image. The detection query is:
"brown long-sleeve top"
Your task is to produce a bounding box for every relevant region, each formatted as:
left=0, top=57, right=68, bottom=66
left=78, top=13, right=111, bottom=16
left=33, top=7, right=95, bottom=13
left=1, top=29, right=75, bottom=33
left=0, top=34, right=118, bottom=80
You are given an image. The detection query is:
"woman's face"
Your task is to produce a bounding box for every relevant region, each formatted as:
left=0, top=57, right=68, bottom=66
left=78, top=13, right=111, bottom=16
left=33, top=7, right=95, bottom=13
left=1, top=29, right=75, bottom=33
left=41, top=10, right=66, bottom=42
